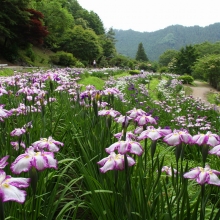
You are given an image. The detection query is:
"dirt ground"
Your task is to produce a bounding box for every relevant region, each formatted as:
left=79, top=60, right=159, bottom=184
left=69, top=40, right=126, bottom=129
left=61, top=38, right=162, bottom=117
left=189, top=81, right=220, bottom=111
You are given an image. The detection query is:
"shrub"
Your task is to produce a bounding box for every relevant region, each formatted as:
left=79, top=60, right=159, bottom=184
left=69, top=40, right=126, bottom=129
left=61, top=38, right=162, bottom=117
left=99, top=56, right=108, bottom=68
left=128, top=70, right=140, bottom=75
left=139, top=63, right=148, bottom=70
left=159, top=66, right=168, bottom=73
left=75, top=61, right=85, bottom=68
left=91, top=71, right=104, bottom=78
left=2, top=43, right=19, bottom=62
left=177, top=74, right=194, bottom=84
left=25, top=46, right=35, bottom=62
left=49, top=51, right=77, bottom=67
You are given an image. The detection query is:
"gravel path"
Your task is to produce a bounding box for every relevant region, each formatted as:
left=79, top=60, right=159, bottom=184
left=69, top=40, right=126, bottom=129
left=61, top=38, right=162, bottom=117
left=189, top=81, right=220, bottom=112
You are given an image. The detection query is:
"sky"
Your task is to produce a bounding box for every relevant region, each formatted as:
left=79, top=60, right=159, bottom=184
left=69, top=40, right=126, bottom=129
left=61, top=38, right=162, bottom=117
left=77, top=0, right=220, bottom=32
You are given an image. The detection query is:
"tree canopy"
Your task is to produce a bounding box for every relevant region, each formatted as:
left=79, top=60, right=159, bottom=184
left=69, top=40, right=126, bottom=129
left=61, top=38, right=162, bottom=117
left=135, top=42, right=148, bottom=62
left=171, top=45, right=198, bottom=75
left=60, top=25, right=102, bottom=62
left=159, top=49, right=178, bottom=67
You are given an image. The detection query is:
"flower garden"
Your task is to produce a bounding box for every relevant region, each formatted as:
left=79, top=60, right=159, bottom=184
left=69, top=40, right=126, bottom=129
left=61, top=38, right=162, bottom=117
left=0, top=68, right=220, bottom=219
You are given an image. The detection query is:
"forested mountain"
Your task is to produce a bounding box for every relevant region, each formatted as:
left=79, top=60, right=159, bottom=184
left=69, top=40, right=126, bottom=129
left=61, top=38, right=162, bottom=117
left=114, top=23, right=220, bottom=61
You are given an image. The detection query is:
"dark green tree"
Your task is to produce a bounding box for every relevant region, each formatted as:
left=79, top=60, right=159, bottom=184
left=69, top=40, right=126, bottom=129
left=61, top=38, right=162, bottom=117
left=194, top=41, right=220, bottom=57
left=36, top=0, right=74, bottom=50
left=135, top=42, right=148, bottom=61
left=100, top=28, right=117, bottom=58
left=60, top=25, right=102, bottom=63
left=173, top=45, right=198, bottom=75
left=192, top=54, right=220, bottom=89
left=0, top=0, right=30, bottom=47
left=159, top=49, right=178, bottom=67
left=73, top=9, right=105, bottom=35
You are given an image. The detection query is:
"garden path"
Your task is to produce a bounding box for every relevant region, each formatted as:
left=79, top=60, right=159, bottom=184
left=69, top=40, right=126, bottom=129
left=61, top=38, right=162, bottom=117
left=188, top=81, right=220, bottom=112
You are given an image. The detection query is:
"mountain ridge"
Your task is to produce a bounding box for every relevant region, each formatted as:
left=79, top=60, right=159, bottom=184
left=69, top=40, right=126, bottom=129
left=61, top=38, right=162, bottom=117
left=114, top=23, right=220, bottom=61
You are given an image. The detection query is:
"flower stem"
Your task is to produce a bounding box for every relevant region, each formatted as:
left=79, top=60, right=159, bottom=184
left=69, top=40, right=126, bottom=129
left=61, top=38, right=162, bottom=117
left=200, top=184, right=205, bottom=219
left=0, top=200, right=4, bottom=220
left=124, top=154, right=131, bottom=219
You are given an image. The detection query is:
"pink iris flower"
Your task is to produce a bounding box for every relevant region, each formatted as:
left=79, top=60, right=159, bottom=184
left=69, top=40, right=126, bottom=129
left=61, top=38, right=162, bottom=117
left=97, top=152, right=135, bottom=173
left=10, top=141, right=26, bottom=151
left=192, top=131, right=220, bottom=147
left=0, top=170, right=30, bottom=203
left=102, top=88, right=120, bottom=95
left=134, top=126, right=144, bottom=134
left=0, top=155, right=9, bottom=170
left=98, top=108, right=121, bottom=118
left=11, top=146, right=57, bottom=174
left=114, top=131, right=137, bottom=141
left=0, top=105, right=12, bottom=120
left=126, top=108, right=146, bottom=119
left=163, top=129, right=193, bottom=146
left=0, top=87, right=8, bottom=96
left=138, top=126, right=172, bottom=141
left=10, top=128, right=26, bottom=137
left=134, top=115, right=157, bottom=126
left=209, top=144, right=220, bottom=156
left=115, top=115, right=132, bottom=124
left=32, top=136, right=64, bottom=152
left=161, top=166, right=177, bottom=176
left=106, top=140, right=143, bottom=156
left=183, top=164, right=220, bottom=186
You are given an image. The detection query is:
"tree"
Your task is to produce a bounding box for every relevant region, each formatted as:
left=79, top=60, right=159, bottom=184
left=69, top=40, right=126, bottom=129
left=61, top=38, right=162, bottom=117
left=22, top=9, right=49, bottom=45
left=60, top=25, right=102, bottom=62
left=172, top=45, right=198, bottom=75
left=194, top=41, right=220, bottom=57
left=135, top=43, right=148, bottom=61
left=73, top=9, right=105, bottom=35
left=192, top=54, right=220, bottom=90
left=0, top=0, right=48, bottom=61
left=0, top=0, right=30, bottom=47
left=100, top=28, right=117, bottom=58
left=36, top=0, right=74, bottom=49
left=159, top=49, right=178, bottom=67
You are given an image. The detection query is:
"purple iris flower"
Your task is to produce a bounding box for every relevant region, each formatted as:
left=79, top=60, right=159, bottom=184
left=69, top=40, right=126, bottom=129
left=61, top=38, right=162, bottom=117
left=0, top=170, right=30, bottom=203
left=209, top=144, right=220, bottom=156
left=161, top=166, right=177, bottom=176
left=32, top=136, right=64, bottom=152
left=183, top=164, right=220, bottom=186
left=192, top=131, right=220, bottom=147
left=10, top=128, right=26, bottom=137
left=135, top=114, right=157, bottom=126
left=105, top=140, right=143, bottom=156
left=97, top=152, right=135, bottom=173
left=138, top=126, right=172, bottom=141
left=126, top=108, right=146, bottom=119
left=163, top=129, right=193, bottom=146
left=0, top=155, right=9, bottom=170
left=10, top=146, right=57, bottom=174
left=98, top=108, right=121, bottom=118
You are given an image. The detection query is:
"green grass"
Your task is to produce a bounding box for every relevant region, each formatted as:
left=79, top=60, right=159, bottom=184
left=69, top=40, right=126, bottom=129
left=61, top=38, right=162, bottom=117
left=18, top=46, right=55, bottom=67
left=183, top=85, right=193, bottom=96
left=78, top=76, right=105, bottom=90
left=148, top=78, right=160, bottom=99
left=207, top=91, right=220, bottom=106
left=114, top=72, right=130, bottom=79
left=0, top=68, right=14, bottom=76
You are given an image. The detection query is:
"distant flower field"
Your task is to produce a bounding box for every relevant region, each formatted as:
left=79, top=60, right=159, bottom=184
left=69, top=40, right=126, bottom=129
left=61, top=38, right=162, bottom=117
left=0, top=68, right=219, bottom=219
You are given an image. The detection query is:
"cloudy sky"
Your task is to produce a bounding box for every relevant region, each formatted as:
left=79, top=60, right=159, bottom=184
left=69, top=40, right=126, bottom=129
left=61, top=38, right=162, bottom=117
left=77, top=0, right=220, bottom=32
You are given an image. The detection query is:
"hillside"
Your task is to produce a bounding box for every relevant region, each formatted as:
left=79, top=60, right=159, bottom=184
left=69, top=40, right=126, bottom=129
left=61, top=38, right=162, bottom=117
left=114, top=23, right=220, bottom=61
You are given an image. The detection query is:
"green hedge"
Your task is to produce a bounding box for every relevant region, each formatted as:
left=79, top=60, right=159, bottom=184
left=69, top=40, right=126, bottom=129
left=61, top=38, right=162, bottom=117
left=49, top=51, right=77, bottom=67
left=129, top=70, right=140, bottom=75
left=177, top=74, right=194, bottom=84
